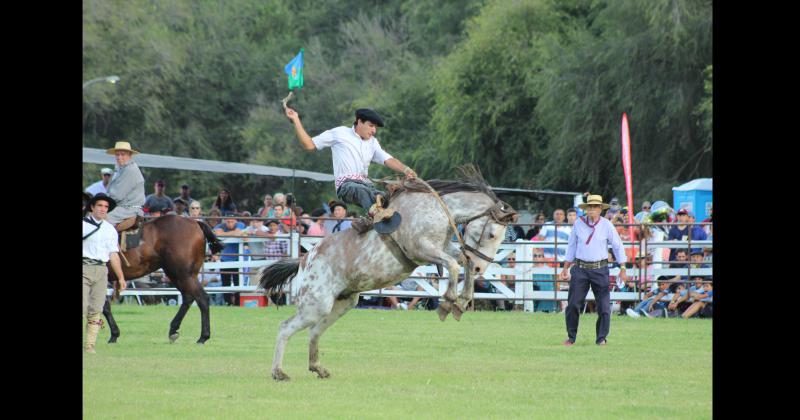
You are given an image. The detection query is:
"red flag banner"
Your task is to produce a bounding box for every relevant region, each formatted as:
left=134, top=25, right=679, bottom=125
left=621, top=113, right=636, bottom=258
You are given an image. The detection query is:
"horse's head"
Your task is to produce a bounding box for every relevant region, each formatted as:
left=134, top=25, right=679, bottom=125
left=461, top=200, right=518, bottom=275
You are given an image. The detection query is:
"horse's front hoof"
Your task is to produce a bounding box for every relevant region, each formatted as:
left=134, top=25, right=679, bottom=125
left=169, top=333, right=180, bottom=343
left=437, top=303, right=451, bottom=322
left=108, top=336, right=118, bottom=344
left=272, top=369, right=291, bottom=382
left=310, top=366, right=330, bottom=379
left=452, top=306, right=463, bottom=321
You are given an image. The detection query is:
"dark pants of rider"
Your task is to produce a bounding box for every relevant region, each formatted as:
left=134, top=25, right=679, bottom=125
left=221, top=268, right=239, bottom=306
left=565, top=266, right=611, bottom=344
left=336, top=180, right=382, bottom=210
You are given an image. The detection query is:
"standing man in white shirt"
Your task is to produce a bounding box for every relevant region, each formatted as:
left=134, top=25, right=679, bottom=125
left=560, top=195, right=629, bottom=346
left=284, top=106, right=417, bottom=234
left=82, top=193, right=127, bottom=353
left=85, top=167, right=114, bottom=196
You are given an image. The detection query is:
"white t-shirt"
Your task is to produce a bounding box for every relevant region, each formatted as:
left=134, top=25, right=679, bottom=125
left=85, top=180, right=108, bottom=196
left=82, top=216, right=120, bottom=262
left=312, top=126, right=393, bottom=185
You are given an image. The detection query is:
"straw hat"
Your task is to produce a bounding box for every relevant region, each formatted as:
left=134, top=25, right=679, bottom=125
left=106, top=141, right=139, bottom=155
left=578, top=194, right=611, bottom=210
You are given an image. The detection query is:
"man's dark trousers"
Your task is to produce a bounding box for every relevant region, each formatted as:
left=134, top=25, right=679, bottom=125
left=565, top=265, right=611, bottom=344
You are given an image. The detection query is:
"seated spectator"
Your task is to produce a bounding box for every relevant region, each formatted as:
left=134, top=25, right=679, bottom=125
left=173, top=197, right=189, bottom=216
left=210, top=189, right=238, bottom=215
left=667, top=249, right=690, bottom=292
left=213, top=213, right=246, bottom=306
left=198, top=254, right=224, bottom=306
left=306, top=208, right=327, bottom=236
left=323, top=200, right=351, bottom=234
left=617, top=279, right=638, bottom=315
left=682, top=279, right=713, bottom=319
left=666, top=282, right=691, bottom=318
left=625, top=277, right=670, bottom=318
left=188, top=200, right=204, bottom=222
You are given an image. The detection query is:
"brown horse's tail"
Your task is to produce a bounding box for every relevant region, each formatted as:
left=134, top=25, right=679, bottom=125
left=197, top=221, right=225, bottom=255
left=258, top=259, right=300, bottom=295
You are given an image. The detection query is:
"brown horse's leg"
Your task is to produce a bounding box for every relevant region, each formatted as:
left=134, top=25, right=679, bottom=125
left=168, top=292, right=195, bottom=343
left=194, top=289, right=211, bottom=344
left=102, top=298, right=120, bottom=343
left=308, top=294, right=359, bottom=379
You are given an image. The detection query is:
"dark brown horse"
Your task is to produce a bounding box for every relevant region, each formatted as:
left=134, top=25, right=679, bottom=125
left=102, top=215, right=224, bottom=344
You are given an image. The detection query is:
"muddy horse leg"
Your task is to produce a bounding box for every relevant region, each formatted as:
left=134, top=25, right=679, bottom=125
left=308, top=294, right=359, bottom=379
left=272, top=293, right=334, bottom=382
left=168, top=292, right=196, bottom=343
left=102, top=298, right=120, bottom=343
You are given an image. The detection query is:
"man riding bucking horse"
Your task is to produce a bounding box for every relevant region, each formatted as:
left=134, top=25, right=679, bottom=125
left=284, top=106, right=416, bottom=234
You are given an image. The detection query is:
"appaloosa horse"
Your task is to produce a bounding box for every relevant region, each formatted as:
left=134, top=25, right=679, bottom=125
left=102, top=215, right=224, bottom=344
left=258, top=166, right=517, bottom=381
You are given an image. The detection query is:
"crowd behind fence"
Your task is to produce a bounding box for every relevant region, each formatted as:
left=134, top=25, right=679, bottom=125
left=111, top=218, right=712, bottom=313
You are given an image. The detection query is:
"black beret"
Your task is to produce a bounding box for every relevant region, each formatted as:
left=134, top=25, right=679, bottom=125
left=355, top=108, right=384, bottom=127
left=88, top=193, right=117, bottom=212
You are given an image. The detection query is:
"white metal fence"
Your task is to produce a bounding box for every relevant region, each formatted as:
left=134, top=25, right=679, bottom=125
left=111, top=223, right=712, bottom=311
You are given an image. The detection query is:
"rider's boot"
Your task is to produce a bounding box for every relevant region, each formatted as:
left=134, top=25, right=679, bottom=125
left=85, top=313, right=104, bottom=354
left=369, top=195, right=395, bottom=224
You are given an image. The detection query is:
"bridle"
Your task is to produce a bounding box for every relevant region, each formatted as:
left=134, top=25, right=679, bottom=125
left=459, top=200, right=517, bottom=264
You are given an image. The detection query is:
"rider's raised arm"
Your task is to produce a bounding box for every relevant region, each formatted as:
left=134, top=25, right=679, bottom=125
left=285, top=107, right=315, bottom=151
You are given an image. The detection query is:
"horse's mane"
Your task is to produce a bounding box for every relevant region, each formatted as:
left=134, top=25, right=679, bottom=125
left=385, top=164, right=500, bottom=202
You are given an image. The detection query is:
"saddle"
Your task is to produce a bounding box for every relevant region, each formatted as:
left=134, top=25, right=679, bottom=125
left=114, top=216, right=143, bottom=252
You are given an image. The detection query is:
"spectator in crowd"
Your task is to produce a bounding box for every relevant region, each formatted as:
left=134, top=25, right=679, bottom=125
left=306, top=208, right=327, bottom=236
left=214, top=213, right=246, bottom=306
left=269, top=193, right=290, bottom=217
left=667, top=249, right=690, bottom=292
left=273, top=203, right=297, bottom=231
left=525, top=212, right=546, bottom=240
left=105, top=141, right=146, bottom=228
left=85, top=167, right=114, bottom=196
left=211, top=189, right=238, bottom=215
left=199, top=254, right=224, bottom=306
left=625, top=277, right=670, bottom=318
left=666, top=282, right=691, bottom=318
left=704, top=220, right=713, bottom=262
left=178, top=184, right=194, bottom=204
left=532, top=247, right=558, bottom=312
left=83, top=191, right=92, bottom=216
left=172, top=197, right=189, bottom=216
left=147, top=202, right=168, bottom=218
left=264, top=219, right=290, bottom=260
left=244, top=217, right=270, bottom=261
left=256, top=194, right=273, bottom=217
left=537, top=208, right=571, bottom=261
left=188, top=200, right=204, bottom=221
left=604, top=197, right=621, bottom=220
left=634, top=201, right=651, bottom=223
left=205, top=208, right=222, bottom=229
left=323, top=200, right=352, bottom=234
left=616, top=279, right=638, bottom=315
left=681, top=280, right=713, bottom=319
left=668, top=209, right=707, bottom=260
left=701, top=204, right=713, bottom=235
left=144, top=180, right=174, bottom=215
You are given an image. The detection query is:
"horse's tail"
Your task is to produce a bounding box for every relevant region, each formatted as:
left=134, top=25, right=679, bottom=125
left=258, top=258, right=301, bottom=295
left=197, top=221, right=225, bottom=255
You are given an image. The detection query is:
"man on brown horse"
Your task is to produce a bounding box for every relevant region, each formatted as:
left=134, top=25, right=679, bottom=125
left=105, top=141, right=146, bottom=234
left=284, top=106, right=417, bottom=234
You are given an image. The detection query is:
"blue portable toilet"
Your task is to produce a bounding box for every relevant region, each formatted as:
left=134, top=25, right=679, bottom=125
left=672, top=178, right=713, bottom=220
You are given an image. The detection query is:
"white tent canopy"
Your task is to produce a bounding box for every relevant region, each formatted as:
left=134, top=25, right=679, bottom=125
left=82, top=148, right=335, bottom=182
left=672, top=178, right=712, bottom=191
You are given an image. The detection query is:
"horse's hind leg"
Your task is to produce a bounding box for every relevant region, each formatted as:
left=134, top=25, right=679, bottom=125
left=272, top=293, right=334, bottom=381
left=168, top=292, right=196, bottom=343
left=103, top=299, right=120, bottom=343
left=194, top=289, right=211, bottom=344
left=308, top=294, right=359, bottom=379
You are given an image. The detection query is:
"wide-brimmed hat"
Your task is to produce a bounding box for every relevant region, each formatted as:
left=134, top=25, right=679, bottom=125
left=106, top=141, right=140, bottom=155
left=578, top=194, right=611, bottom=210
left=88, top=193, right=117, bottom=212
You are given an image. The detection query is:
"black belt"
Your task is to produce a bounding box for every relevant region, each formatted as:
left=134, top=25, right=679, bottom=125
left=575, top=258, right=608, bottom=270
left=82, top=257, right=106, bottom=266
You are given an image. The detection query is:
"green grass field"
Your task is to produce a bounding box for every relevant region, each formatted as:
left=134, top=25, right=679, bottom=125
left=83, top=305, right=712, bottom=419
